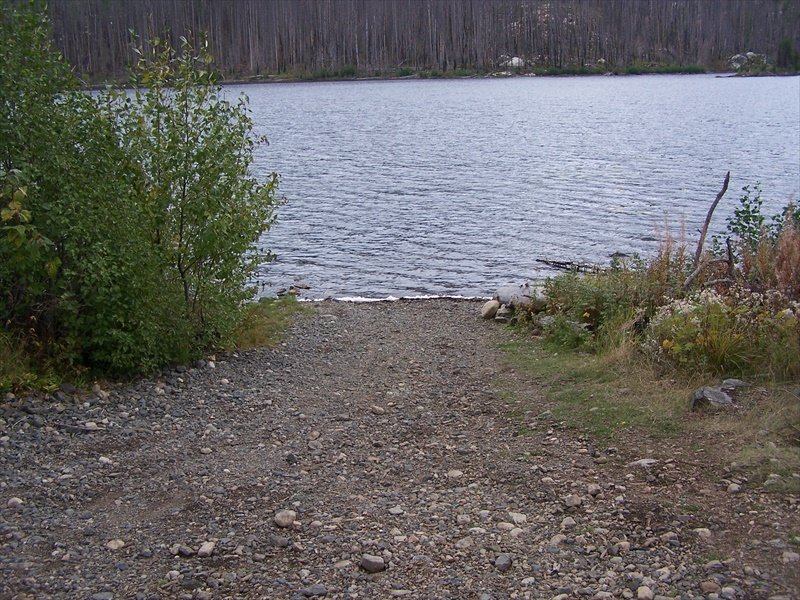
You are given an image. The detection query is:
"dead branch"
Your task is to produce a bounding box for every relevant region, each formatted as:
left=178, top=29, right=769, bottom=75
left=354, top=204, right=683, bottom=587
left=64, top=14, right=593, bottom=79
left=683, top=172, right=730, bottom=290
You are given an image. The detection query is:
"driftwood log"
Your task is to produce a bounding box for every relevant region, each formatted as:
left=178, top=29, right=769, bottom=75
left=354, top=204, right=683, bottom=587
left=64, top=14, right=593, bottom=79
left=535, top=259, right=605, bottom=274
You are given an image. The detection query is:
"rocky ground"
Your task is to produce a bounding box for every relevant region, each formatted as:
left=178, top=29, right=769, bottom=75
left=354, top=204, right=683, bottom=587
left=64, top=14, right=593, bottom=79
left=1, top=299, right=798, bottom=600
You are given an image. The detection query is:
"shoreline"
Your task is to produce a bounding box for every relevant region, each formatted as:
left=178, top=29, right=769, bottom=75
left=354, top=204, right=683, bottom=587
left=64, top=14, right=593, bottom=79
left=82, top=68, right=732, bottom=90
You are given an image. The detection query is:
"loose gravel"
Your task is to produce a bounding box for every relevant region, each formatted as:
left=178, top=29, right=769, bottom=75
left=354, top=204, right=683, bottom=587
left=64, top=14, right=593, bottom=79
left=1, top=299, right=797, bottom=599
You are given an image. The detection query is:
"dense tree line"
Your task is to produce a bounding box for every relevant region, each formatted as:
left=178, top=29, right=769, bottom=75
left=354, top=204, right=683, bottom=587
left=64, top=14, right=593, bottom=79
left=47, top=0, right=800, bottom=80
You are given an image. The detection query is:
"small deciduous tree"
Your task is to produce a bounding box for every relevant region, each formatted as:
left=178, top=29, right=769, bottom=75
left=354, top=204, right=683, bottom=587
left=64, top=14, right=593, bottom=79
left=117, top=35, right=280, bottom=345
left=1, top=2, right=281, bottom=378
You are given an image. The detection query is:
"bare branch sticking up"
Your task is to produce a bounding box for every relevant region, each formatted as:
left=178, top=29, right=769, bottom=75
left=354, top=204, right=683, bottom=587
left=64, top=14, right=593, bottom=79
left=683, top=172, right=731, bottom=290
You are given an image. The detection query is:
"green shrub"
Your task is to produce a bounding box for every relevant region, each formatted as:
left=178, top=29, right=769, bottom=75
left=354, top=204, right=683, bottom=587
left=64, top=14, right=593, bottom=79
left=1, top=4, right=281, bottom=379
left=534, top=189, right=799, bottom=381
left=647, top=289, right=799, bottom=378
left=118, top=35, right=281, bottom=352
left=1, top=4, right=179, bottom=372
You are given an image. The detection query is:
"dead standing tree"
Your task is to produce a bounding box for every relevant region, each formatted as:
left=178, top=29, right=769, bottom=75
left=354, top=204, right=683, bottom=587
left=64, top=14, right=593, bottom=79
left=683, top=171, right=734, bottom=290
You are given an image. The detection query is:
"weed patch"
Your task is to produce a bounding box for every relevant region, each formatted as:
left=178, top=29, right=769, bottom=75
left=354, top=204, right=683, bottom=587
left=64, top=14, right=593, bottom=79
left=229, top=296, right=312, bottom=350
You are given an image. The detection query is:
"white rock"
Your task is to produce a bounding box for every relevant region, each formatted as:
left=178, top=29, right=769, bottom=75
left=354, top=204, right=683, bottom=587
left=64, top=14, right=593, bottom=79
left=564, top=494, right=582, bottom=507
left=98, top=456, right=113, bottom=465
left=694, top=527, right=712, bottom=540
left=587, top=483, right=602, bottom=496
left=727, top=483, right=741, bottom=493
left=7, top=497, right=23, bottom=509
left=561, top=516, right=576, bottom=528
left=370, top=405, right=386, bottom=415
left=446, top=469, right=464, bottom=479
left=106, top=539, right=125, bottom=550
left=782, top=550, right=800, bottom=563
left=481, top=300, right=501, bottom=319
left=274, top=509, right=297, bottom=528
left=508, top=511, right=527, bottom=525
left=627, top=458, right=658, bottom=468
left=197, top=541, right=215, bottom=557
left=84, top=421, right=99, bottom=431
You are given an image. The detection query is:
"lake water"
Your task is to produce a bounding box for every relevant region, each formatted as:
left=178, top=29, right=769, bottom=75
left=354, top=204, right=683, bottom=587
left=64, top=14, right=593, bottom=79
left=237, top=74, right=800, bottom=299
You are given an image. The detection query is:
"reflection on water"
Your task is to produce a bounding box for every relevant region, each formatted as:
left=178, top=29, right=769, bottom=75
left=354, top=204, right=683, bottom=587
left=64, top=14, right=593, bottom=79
left=235, top=74, right=800, bottom=299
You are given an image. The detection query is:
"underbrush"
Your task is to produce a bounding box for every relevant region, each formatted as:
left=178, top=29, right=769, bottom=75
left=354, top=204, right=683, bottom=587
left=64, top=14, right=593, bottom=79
left=228, top=295, right=312, bottom=350
left=1, top=296, right=309, bottom=394
left=521, top=183, right=799, bottom=381
left=507, top=179, right=800, bottom=483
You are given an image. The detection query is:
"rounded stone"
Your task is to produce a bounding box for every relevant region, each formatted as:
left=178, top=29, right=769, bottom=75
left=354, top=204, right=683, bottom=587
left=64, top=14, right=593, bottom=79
left=361, top=553, right=386, bottom=573
left=274, top=509, right=297, bottom=528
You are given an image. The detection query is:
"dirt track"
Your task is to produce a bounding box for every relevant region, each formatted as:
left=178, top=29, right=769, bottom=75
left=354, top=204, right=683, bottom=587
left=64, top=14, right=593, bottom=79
left=1, top=300, right=797, bottom=599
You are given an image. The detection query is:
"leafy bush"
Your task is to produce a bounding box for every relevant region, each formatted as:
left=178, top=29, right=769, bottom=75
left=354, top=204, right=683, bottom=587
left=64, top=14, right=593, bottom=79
left=117, top=35, right=280, bottom=350
left=1, top=4, right=280, bottom=381
left=648, top=289, right=799, bottom=378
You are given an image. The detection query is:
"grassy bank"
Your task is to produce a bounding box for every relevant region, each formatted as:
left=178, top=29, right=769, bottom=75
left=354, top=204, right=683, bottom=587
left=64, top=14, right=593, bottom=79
left=499, top=178, right=800, bottom=491
left=500, top=334, right=800, bottom=492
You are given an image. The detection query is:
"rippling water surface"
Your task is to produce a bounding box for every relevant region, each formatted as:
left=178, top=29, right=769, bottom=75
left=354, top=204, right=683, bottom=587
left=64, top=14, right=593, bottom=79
left=236, top=74, right=800, bottom=299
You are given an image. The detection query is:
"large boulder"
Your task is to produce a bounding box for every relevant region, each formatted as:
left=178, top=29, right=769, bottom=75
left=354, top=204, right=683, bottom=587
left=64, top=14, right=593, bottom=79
left=500, top=56, right=524, bottom=68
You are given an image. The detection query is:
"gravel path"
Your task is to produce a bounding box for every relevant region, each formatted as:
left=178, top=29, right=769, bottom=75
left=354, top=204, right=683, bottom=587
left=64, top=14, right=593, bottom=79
left=1, top=299, right=797, bottom=600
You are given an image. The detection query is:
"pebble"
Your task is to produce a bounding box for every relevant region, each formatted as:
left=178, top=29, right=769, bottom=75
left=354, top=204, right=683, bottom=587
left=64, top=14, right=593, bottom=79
left=300, top=583, right=328, bottom=597
left=360, top=553, right=386, bottom=573
left=370, top=405, right=386, bottom=415
left=197, top=541, right=215, bottom=557
left=7, top=497, right=24, bottom=509
left=274, top=509, right=297, bottom=528
left=564, top=494, right=582, bottom=507
left=494, top=553, right=513, bottom=572
left=446, top=469, right=464, bottom=479
left=200, top=447, right=213, bottom=455
left=508, top=511, right=527, bottom=524
left=389, top=506, right=404, bottom=515
left=694, top=527, right=712, bottom=540
left=727, top=483, right=741, bottom=493
left=84, top=421, right=99, bottom=431
left=91, top=593, right=113, bottom=600
left=637, top=586, right=654, bottom=600
left=587, top=483, right=602, bottom=496
left=781, top=550, right=799, bottom=563
left=105, top=539, right=125, bottom=550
